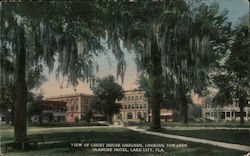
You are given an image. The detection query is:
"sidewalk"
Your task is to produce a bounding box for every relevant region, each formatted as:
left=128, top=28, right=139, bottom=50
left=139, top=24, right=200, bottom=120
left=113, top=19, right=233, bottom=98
left=127, top=126, right=250, bottom=152
left=163, top=126, right=250, bottom=131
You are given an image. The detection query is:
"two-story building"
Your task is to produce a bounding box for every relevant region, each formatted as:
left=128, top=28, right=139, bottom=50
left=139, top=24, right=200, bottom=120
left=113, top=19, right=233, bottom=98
left=202, top=98, right=250, bottom=121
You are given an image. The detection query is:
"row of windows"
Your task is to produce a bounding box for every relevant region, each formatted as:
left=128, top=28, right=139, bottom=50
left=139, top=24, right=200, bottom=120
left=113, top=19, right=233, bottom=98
left=122, top=103, right=147, bottom=110
left=63, top=98, right=91, bottom=105
left=43, top=106, right=67, bottom=112
left=122, top=95, right=145, bottom=101
left=64, top=100, right=79, bottom=105
left=68, top=105, right=79, bottom=112
left=68, top=105, right=89, bottom=111
left=206, top=111, right=250, bottom=118
left=127, top=112, right=147, bottom=119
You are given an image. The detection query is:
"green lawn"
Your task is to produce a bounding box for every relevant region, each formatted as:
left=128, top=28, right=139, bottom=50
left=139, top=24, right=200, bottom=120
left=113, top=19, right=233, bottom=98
left=0, top=125, right=246, bottom=156
left=162, top=129, right=250, bottom=146
left=134, top=121, right=250, bottom=128
left=28, top=121, right=109, bottom=127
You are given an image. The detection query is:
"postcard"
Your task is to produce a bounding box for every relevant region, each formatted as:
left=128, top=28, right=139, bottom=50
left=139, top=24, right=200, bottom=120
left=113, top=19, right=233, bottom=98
left=0, top=0, right=249, bottom=156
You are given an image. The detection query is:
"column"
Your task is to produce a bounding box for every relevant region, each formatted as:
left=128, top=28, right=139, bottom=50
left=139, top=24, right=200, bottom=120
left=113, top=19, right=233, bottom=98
left=246, top=109, right=248, bottom=121
left=230, top=110, right=232, bottom=121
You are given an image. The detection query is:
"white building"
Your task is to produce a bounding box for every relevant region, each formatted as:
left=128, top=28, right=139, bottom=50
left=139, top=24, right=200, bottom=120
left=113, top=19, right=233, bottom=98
left=202, top=98, right=250, bottom=121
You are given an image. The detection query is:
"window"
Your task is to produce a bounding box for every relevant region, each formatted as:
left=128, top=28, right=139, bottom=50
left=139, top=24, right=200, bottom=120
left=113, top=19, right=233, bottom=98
left=206, top=112, right=209, bottom=117
left=84, top=106, right=88, bottom=110
left=124, top=105, right=127, bottom=109
left=76, top=105, right=78, bottom=111
left=221, top=112, right=225, bottom=119
left=137, top=112, right=141, bottom=119
left=128, top=104, right=131, bottom=109
left=127, top=113, right=132, bottom=119
left=140, top=104, right=143, bottom=109
left=71, top=106, right=74, bottom=111
left=131, top=96, right=134, bottom=100
left=131, top=104, right=134, bottom=109
left=136, top=104, right=139, bottom=109
left=236, top=112, right=240, bottom=117
left=226, top=112, right=230, bottom=117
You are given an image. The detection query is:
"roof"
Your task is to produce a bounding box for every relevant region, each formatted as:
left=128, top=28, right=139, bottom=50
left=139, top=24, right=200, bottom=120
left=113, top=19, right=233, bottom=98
left=46, top=93, right=94, bottom=99
left=42, top=100, right=67, bottom=106
left=149, top=109, right=175, bottom=116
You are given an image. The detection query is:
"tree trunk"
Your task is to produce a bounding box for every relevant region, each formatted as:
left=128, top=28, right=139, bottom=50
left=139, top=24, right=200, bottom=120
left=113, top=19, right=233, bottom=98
left=107, top=114, right=112, bottom=123
left=178, top=83, right=188, bottom=124
left=180, top=94, right=188, bottom=123
left=149, top=39, right=163, bottom=131
left=39, top=113, right=43, bottom=125
left=14, top=26, right=27, bottom=143
left=11, top=102, right=15, bottom=126
left=239, top=93, right=246, bottom=125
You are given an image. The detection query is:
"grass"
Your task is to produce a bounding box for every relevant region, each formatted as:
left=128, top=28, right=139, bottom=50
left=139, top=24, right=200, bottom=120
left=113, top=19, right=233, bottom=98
left=162, top=129, right=250, bottom=146
left=0, top=125, right=246, bottom=156
left=161, top=121, right=250, bottom=128
left=134, top=121, right=250, bottom=128
left=29, top=121, right=109, bottom=127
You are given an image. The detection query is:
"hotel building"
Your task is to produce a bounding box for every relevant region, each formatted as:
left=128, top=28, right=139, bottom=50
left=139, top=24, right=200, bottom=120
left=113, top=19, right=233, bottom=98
left=46, top=93, right=98, bottom=122
left=114, top=90, right=149, bottom=123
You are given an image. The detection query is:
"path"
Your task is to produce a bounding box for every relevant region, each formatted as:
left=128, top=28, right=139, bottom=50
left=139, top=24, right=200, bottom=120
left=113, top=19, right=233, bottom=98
left=163, top=126, right=250, bottom=131
left=0, top=125, right=117, bottom=132
left=127, top=126, right=250, bottom=152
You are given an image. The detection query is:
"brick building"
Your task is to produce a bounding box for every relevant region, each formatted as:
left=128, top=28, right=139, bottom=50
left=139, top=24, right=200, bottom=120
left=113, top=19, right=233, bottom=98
left=46, top=93, right=104, bottom=122
left=149, top=109, right=178, bottom=122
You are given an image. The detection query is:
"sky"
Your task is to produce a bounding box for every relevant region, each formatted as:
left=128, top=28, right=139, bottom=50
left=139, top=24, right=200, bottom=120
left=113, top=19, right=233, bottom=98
left=32, top=0, right=249, bottom=98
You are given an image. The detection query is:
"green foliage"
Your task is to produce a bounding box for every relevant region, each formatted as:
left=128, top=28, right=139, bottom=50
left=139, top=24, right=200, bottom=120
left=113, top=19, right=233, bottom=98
left=91, top=75, right=124, bottom=122
left=74, top=117, right=79, bottom=123
left=227, top=24, right=249, bottom=93
left=27, top=94, right=43, bottom=119
left=188, top=103, right=201, bottom=121
left=135, top=2, right=232, bottom=120
left=85, top=110, right=93, bottom=123
left=213, top=19, right=249, bottom=107
left=1, top=2, right=105, bottom=87
left=212, top=16, right=249, bottom=124
left=137, top=74, right=152, bottom=98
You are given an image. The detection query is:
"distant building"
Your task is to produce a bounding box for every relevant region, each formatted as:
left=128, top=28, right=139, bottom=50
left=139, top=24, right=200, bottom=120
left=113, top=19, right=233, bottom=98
left=149, top=109, right=178, bottom=122
left=202, top=98, right=250, bottom=121
left=46, top=93, right=105, bottom=122
left=114, top=90, right=149, bottom=123
left=31, top=100, right=67, bottom=123
left=42, top=100, right=67, bottom=122
left=114, top=90, right=179, bottom=124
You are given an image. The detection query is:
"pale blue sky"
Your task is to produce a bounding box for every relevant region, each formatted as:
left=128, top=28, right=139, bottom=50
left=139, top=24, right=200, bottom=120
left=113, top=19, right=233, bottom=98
left=33, top=0, right=249, bottom=98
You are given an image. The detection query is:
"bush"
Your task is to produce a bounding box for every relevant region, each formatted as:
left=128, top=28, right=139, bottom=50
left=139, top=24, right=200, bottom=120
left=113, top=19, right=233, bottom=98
left=188, top=103, right=202, bottom=121
left=74, top=116, right=79, bottom=122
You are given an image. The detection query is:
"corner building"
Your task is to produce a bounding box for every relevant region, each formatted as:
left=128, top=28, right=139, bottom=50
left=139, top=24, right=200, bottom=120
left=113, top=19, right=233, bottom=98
left=46, top=93, right=94, bottom=122
left=116, top=90, right=149, bottom=123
